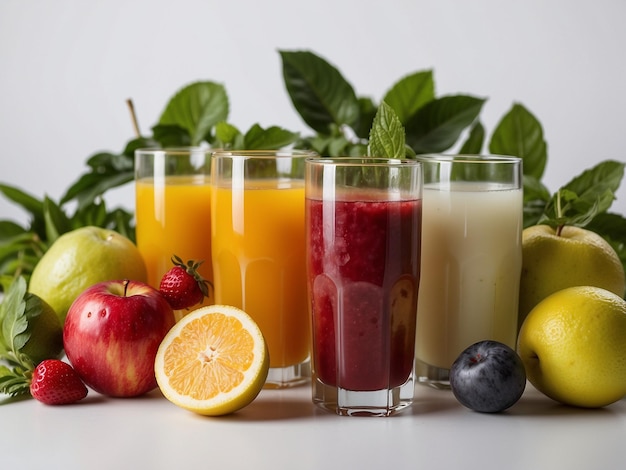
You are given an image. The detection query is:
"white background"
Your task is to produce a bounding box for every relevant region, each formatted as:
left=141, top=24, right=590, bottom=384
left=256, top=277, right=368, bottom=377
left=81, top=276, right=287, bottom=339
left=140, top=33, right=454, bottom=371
left=1, top=0, right=625, bottom=225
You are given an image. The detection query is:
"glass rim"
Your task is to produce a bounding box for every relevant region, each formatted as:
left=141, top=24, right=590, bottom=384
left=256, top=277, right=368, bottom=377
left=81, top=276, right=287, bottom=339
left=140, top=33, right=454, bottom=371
left=306, top=157, right=421, bottom=167
left=212, top=149, right=318, bottom=159
left=135, top=146, right=210, bottom=157
left=416, top=153, right=521, bottom=164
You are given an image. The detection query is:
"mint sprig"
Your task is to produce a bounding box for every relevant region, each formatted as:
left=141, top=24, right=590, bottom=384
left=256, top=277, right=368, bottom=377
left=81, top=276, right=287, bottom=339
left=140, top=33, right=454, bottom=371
left=367, top=101, right=409, bottom=159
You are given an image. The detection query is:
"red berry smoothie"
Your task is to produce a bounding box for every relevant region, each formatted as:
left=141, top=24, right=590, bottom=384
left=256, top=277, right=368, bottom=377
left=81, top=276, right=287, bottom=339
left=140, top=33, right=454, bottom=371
left=307, top=196, right=421, bottom=391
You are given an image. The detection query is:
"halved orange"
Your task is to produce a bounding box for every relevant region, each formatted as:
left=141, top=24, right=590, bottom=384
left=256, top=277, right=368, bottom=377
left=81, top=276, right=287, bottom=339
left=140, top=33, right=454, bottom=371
left=155, top=304, right=269, bottom=415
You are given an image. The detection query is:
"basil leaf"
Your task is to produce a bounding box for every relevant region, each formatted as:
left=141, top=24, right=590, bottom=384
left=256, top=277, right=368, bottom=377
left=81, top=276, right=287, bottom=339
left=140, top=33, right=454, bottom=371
left=382, top=70, right=435, bottom=125
left=405, top=95, right=485, bottom=153
left=368, top=101, right=406, bottom=159
left=280, top=50, right=360, bottom=134
left=159, top=81, right=229, bottom=146
left=489, top=103, right=547, bottom=180
left=459, top=121, right=485, bottom=154
left=243, top=124, right=299, bottom=150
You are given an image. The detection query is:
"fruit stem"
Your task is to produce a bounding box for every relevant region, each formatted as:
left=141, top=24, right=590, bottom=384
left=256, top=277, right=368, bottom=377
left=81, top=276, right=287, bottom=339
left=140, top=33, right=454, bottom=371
left=126, top=98, right=141, bottom=138
left=122, top=279, right=130, bottom=297
left=554, top=190, right=566, bottom=237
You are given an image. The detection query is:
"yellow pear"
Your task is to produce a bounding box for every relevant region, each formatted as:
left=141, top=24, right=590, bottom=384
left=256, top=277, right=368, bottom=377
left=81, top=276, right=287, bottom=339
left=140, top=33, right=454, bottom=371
left=29, top=226, right=147, bottom=323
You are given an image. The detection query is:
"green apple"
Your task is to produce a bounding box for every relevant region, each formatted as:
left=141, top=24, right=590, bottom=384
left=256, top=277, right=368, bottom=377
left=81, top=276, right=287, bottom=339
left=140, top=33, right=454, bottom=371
left=518, top=224, right=625, bottom=327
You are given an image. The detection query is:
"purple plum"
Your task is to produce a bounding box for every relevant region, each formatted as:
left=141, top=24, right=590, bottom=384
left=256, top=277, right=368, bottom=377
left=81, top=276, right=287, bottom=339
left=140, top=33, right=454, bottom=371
left=449, top=340, right=526, bottom=413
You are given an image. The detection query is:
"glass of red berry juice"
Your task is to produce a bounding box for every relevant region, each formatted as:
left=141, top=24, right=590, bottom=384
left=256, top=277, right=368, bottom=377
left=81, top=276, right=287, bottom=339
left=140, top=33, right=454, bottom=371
left=305, top=157, right=422, bottom=416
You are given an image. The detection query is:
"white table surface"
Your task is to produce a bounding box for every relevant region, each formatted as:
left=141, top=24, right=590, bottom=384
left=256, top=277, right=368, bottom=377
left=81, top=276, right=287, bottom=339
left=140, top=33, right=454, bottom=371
left=2, top=380, right=623, bottom=470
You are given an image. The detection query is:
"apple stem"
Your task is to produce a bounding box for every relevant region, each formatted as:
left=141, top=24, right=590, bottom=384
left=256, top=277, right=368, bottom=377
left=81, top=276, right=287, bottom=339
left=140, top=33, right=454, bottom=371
left=123, top=279, right=130, bottom=297
left=556, top=224, right=564, bottom=237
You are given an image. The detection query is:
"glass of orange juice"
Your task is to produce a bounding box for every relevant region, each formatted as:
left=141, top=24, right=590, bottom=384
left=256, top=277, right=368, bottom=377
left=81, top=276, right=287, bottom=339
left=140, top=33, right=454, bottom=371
left=211, top=149, right=317, bottom=388
left=135, top=148, right=214, bottom=320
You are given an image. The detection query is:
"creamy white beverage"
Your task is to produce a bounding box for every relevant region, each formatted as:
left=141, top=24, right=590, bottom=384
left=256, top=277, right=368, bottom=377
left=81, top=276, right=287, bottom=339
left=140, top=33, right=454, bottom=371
left=415, top=181, right=523, bottom=370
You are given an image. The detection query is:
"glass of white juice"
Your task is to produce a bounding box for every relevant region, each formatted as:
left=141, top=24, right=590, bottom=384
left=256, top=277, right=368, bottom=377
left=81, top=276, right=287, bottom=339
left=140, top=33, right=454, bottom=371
left=414, top=154, right=523, bottom=389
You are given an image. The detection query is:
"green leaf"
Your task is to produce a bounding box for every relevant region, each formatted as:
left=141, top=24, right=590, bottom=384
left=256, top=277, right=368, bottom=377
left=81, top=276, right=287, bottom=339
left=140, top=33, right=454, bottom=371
left=213, top=121, right=243, bottom=148
left=459, top=121, right=485, bottom=154
left=0, top=221, right=27, bottom=242
left=354, top=97, right=377, bottom=139
left=243, top=124, right=299, bottom=150
left=562, top=160, right=624, bottom=214
left=0, top=231, right=44, bottom=283
left=539, top=188, right=601, bottom=229
left=367, top=102, right=406, bottom=159
left=42, top=196, right=71, bottom=244
left=151, top=124, right=192, bottom=148
left=538, top=160, right=624, bottom=229
left=587, top=212, right=626, bottom=275
left=523, top=175, right=551, bottom=228
left=0, top=184, right=45, bottom=237
left=0, top=184, right=44, bottom=218
left=121, top=136, right=159, bottom=158
left=159, top=81, right=229, bottom=146
left=279, top=50, right=360, bottom=134
left=61, top=151, right=135, bottom=210
left=382, top=70, right=435, bottom=124
left=1, top=277, right=29, bottom=352
left=64, top=170, right=134, bottom=212
left=405, top=95, right=486, bottom=154
left=327, top=135, right=351, bottom=157
left=489, top=103, right=547, bottom=180
left=0, top=370, right=31, bottom=397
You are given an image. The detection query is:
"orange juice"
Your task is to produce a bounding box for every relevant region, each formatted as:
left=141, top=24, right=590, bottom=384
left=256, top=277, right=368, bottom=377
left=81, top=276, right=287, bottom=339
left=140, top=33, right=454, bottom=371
left=135, top=175, right=214, bottom=306
left=211, top=180, right=309, bottom=369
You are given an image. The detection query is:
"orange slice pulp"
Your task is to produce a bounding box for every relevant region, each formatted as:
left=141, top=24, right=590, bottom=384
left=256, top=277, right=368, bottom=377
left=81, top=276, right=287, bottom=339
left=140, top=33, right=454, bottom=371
left=155, top=305, right=269, bottom=415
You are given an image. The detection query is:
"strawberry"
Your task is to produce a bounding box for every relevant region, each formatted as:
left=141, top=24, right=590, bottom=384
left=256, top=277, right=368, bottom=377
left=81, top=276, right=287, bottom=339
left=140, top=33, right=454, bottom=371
left=30, top=359, right=88, bottom=405
left=159, top=255, right=210, bottom=310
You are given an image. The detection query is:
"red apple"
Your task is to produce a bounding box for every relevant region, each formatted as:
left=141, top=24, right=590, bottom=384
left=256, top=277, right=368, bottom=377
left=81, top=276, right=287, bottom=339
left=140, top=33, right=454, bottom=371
left=63, top=279, right=176, bottom=397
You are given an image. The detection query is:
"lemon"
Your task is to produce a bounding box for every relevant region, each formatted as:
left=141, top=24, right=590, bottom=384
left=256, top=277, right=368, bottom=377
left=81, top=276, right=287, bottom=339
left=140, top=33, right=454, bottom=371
left=20, top=293, right=64, bottom=364
left=519, top=225, right=625, bottom=326
left=155, top=304, right=269, bottom=416
left=517, top=286, right=626, bottom=408
left=28, top=226, right=147, bottom=323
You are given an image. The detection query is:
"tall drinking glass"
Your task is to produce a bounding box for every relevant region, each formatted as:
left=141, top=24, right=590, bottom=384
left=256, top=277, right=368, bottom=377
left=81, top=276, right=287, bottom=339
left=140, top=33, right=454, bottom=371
left=135, top=148, right=214, bottom=320
left=211, top=149, right=316, bottom=389
left=306, top=157, right=422, bottom=416
left=415, top=154, right=523, bottom=388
